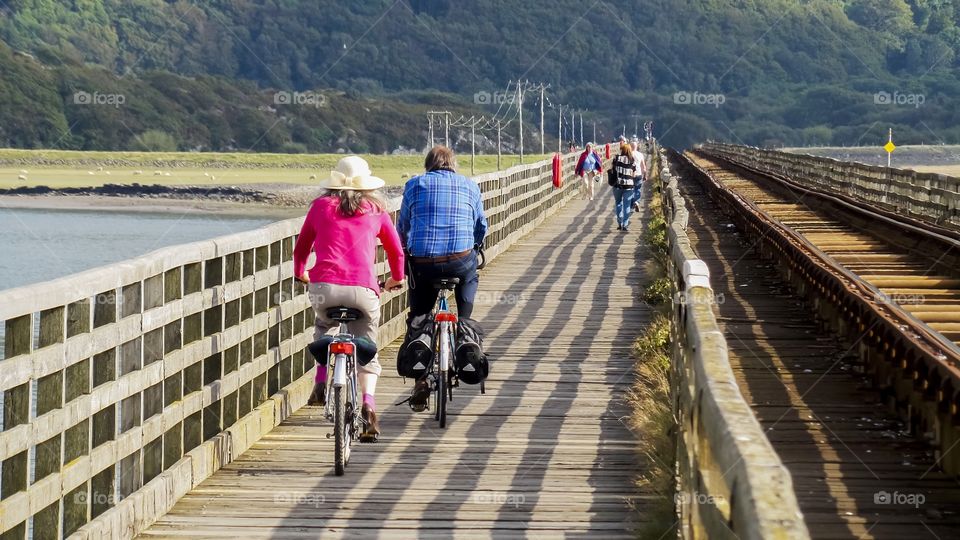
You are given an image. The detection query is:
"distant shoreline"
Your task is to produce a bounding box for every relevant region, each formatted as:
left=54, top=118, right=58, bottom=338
left=0, top=182, right=404, bottom=215
left=0, top=194, right=304, bottom=218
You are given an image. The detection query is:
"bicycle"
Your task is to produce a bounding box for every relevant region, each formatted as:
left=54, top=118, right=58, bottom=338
left=319, top=306, right=365, bottom=476
left=397, top=245, right=488, bottom=427
left=429, top=277, right=459, bottom=428
left=427, top=249, right=489, bottom=428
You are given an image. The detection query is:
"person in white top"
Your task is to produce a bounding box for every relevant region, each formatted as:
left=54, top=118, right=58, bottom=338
left=631, top=140, right=647, bottom=212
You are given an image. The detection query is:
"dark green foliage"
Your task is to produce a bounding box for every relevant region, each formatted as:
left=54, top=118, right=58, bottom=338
left=1, top=0, right=960, bottom=150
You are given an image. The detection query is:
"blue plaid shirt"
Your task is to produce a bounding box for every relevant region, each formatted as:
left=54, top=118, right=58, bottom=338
left=397, top=169, right=488, bottom=257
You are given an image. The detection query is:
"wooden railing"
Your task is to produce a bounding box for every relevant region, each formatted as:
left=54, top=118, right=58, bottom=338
left=658, top=146, right=810, bottom=539
left=701, top=143, right=960, bottom=231
left=0, top=151, right=584, bottom=540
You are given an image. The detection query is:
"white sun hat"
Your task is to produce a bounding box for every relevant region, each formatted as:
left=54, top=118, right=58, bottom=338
left=319, top=156, right=385, bottom=191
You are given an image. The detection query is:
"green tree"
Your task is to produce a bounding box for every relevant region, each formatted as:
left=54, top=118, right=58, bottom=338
left=847, top=0, right=915, bottom=37
left=132, top=130, right=177, bottom=151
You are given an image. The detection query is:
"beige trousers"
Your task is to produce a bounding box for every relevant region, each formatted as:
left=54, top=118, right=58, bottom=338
left=308, top=282, right=382, bottom=375
left=580, top=171, right=597, bottom=199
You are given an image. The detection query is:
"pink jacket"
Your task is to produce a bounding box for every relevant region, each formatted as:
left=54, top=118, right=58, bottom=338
left=293, top=197, right=405, bottom=295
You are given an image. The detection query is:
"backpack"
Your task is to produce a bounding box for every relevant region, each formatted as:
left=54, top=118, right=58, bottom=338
left=606, top=168, right=618, bottom=187
left=396, top=313, right=434, bottom=379
left=455, top=317, right=489, bottom=385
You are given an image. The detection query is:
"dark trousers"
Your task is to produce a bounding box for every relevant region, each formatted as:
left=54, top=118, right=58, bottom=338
left=407, top=251, right=479, bottom=319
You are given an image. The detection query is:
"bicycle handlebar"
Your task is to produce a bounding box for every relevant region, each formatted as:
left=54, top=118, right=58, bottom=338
left=475, top=243, right=487, bottom=270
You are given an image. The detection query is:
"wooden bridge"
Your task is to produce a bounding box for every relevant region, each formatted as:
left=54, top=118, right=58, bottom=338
left=140, top=189, right=646, bottom=538
left=3, top=145, right=960, bottom=540
left=0, top=152, right=657, bottom=540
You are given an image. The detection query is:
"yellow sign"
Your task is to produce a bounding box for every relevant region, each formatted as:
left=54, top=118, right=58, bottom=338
left=884, top=141, right=896, bottom=153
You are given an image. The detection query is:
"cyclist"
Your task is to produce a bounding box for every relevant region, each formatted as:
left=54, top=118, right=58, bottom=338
left=396, top=146, right=488, bottom=410
left=293, top=156, right=405, bottom=441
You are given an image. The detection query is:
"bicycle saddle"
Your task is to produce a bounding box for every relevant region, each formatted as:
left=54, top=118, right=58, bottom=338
left=432, top=277, right=461, bottom=290
left=325, top=306, right=364, bottom=322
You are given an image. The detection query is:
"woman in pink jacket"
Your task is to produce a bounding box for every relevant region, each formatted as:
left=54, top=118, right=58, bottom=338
left=293, top=156, right=405, bottom=442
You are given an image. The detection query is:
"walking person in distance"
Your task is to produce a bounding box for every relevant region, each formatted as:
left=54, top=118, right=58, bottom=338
left=574, top=142, right=603, bottom=201
left=610, top=142, right=637, bottom=231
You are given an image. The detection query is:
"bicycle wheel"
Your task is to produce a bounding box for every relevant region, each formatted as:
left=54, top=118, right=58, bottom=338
left=333, top=385, right=347, bottom=476
left=435, top=324, right=449, bottom=427
left=437, top=366, right=447, bottom=428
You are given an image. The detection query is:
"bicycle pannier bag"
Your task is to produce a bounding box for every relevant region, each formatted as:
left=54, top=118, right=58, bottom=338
left=397, top=313, right=434, bottom=378
left=455, top=317, right=489, bottom=385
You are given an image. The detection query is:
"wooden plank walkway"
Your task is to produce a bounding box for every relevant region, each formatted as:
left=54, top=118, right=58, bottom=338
left=138, top=187, right=649, bottom=538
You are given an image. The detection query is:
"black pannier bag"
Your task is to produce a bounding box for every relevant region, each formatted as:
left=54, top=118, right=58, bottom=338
left=396, top=313, right=434, bottom=379
left=455, top=317, right=489, bottom=385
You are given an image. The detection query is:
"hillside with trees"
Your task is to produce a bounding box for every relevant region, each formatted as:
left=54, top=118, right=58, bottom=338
left=1, top=0, right=959, bottom=150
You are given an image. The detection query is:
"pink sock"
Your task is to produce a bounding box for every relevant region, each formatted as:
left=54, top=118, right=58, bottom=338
left=363, top=393, right=375, bottom=409
left=315, top=365, right=327, bottom=384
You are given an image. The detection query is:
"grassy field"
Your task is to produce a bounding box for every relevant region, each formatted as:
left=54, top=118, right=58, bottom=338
left=0, top=149, right=551, bottom=189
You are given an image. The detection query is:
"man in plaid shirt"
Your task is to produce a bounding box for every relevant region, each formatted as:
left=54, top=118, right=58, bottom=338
left=398, top=146, right=488, bottom=318
left=396, top=146, right=489, bottom=409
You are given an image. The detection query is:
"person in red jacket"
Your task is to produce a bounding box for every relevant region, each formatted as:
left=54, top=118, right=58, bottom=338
left=574, top=142, right=603, bottom=201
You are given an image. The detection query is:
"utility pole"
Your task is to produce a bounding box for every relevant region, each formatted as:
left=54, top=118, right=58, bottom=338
left=428, top=114, right=434, bottom=148
left=557, top=104, right=563, bottom=154
left=428, top=111, right=452, bottom=148
left=579, top=113, right=584, bottom=146
left=540, top=85, right=546, bottom=156
left=471, top=117, right=476, bottom=175
left=570, top=110, right=576, bottom=147
left=632, top=114, right=642, bottom=138
left=517, top=82, right=524, bottom=163
left=593, top=122, right=596, bottom=143
left=497, top=121, right=502, bottom=170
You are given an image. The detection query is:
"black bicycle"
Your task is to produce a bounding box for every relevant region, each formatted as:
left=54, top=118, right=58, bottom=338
left=426, top=246, right=488, bottom=427
left=397, top=244, right=488, bottom=427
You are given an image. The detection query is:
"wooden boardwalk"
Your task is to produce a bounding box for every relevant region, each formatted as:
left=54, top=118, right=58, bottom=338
left=139, top=187, right=648, bottom=538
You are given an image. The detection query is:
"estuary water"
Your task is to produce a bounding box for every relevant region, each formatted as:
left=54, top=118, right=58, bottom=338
left=0, top=207, right=278, bottom=290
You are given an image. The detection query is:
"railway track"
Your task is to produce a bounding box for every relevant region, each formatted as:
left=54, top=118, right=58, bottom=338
left=694, top=153, right=960, bottom=346
left=673, top=151, right=960, bottom=539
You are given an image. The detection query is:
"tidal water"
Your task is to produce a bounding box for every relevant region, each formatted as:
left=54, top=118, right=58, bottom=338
left=0, top=207, right=277, bottom=290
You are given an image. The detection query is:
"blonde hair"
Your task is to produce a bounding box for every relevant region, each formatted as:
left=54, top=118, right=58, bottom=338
left=619, top=143, right=633, bottom=156
left=321, top=189, right=385, bottom=216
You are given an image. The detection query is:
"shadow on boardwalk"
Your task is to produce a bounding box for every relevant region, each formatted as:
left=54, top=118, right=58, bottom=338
left=139, top=185, right=649, bottom=539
